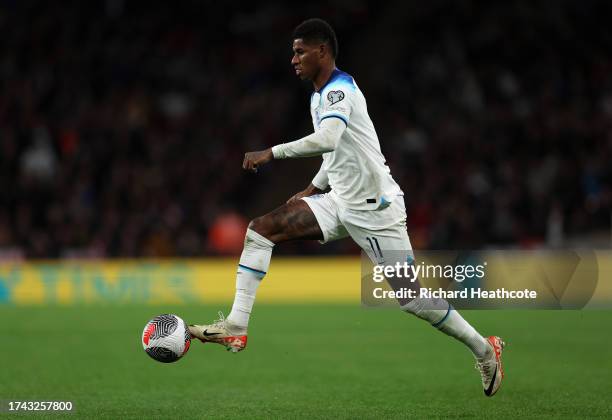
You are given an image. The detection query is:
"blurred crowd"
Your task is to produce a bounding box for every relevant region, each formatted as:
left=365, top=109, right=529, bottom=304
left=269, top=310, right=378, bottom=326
left=0, top=0, right=611, bottom=258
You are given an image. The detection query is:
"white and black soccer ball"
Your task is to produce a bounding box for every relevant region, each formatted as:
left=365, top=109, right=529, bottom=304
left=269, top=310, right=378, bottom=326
left=142, top=314, right=191, bottom=363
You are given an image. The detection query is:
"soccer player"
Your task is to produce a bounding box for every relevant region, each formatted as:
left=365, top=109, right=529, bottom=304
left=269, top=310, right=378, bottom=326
left=189, top=18, right=505, bottom=396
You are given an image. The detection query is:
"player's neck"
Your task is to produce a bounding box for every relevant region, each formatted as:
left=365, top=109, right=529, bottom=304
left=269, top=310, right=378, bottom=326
left=313, top=65, right=336, bottom=92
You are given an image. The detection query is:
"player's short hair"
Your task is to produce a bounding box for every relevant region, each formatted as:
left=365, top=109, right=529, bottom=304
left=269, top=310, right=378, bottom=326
left=292, top=18, right=338, bottom=59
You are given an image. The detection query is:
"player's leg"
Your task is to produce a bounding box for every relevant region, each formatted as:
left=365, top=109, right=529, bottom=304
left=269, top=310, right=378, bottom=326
left=189, top=195, right=345, bottom=352
left=248, top=199, right=325, bottom=243
left=353, top=223, right=490, bottom=356
left=222, top=199, right=324, bottom=333
left=343, top=200, right=505, bottom=396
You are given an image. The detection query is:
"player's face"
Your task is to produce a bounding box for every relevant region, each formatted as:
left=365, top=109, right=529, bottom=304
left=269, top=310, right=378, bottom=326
left=291, top=39, right=320, bottom=81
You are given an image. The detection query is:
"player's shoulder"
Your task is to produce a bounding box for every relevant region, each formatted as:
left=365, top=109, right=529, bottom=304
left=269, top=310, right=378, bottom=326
left=320, top=68, right=357, bottom=95
left=319, top=69, right=357, bottom=108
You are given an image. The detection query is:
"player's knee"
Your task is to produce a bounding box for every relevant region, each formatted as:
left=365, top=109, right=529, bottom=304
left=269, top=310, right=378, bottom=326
left=248, top=217, right=274, bottom=239
left=248, top=215, right=286, bottom=243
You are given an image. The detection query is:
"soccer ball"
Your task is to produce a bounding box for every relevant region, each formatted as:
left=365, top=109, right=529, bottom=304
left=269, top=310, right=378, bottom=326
left=142, top=314, right=191, bottom=363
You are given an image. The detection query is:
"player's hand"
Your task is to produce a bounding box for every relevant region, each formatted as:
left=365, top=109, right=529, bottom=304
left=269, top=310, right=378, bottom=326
left=243, top=148, right=273, bottom=173
left=287, top=184, right=323, bottom=204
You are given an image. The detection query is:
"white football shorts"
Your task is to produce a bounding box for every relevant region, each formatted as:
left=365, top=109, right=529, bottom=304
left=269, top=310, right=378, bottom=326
left=301, top=193, right=413, bottom=265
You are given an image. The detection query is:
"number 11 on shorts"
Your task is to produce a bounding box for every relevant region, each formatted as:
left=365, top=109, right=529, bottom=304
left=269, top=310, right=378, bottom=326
left=366, top=237, right=384, bottom=263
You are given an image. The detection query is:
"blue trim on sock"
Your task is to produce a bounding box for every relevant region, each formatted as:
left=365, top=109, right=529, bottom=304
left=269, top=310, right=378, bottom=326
left=432, top=302, right=452, bottom=328
left=238, top=264, right=267, bottom=277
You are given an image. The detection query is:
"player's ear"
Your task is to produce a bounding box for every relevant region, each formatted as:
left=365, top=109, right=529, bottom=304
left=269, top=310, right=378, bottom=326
left=318, top=43, right=326, bottom=59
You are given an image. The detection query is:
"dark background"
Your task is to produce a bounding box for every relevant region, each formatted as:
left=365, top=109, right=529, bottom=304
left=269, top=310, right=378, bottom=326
left=1, top=0, right=611, bottom=258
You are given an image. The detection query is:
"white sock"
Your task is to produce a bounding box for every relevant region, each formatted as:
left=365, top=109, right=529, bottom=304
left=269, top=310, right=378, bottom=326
left=226, top=229, right=274, bottom=328
left=402, top=297, right=490, bottom=359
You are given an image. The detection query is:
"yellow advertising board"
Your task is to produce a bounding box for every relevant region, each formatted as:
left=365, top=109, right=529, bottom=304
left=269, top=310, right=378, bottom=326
left=0, top=258, right=361, bottom=305
left=1, top=253, right=611, bottom=306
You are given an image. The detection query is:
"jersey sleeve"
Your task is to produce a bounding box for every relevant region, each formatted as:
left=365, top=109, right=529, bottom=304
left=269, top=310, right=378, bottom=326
left=318, top=78, right=356, bottom=127
left=311, top=161, right=329, bottom=190
left=271, top=117, right=346, bottom=159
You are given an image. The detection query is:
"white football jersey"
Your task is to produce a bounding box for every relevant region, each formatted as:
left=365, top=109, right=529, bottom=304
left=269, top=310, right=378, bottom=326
left=310, top=68, right=402, bottom=210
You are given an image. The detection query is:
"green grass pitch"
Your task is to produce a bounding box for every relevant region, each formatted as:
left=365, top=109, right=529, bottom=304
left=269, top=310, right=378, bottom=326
left=1, top=305, right=611, bottom=419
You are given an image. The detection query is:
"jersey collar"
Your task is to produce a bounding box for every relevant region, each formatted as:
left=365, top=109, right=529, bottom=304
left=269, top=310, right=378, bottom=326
left=315, top=68, right=342, bottom=93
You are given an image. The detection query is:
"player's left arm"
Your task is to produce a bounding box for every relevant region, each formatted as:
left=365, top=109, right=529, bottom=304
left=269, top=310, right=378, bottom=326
left=242, top=117, right=346, bottom=172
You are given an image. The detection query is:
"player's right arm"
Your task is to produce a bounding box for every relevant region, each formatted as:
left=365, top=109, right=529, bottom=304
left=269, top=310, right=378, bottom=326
left=242, top=118, right=344, bottom=172
left=270, top=117, right=345, bottom=159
